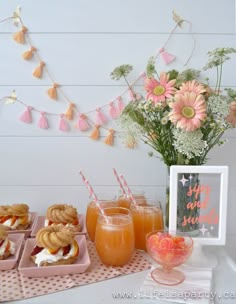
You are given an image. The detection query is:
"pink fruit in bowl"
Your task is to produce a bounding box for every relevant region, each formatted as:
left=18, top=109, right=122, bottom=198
left=146, top=231, right=193, bottom=286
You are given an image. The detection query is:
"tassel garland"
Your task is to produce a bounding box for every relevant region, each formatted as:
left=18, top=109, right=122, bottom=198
left=38, top=112, right=49, bottom=129
left=59, top=114, right=69, bottom=132
left=104, top=129, right=115, bottom=146
left=159, top=47, right=176, bottom=65
left=117, top=96, right=125, bottom=114
left=33, top=61, right=45, bottom=78
left=65, top=102, right=75, bottom=120
left=13, top=26, right=28, bottom=44
left=75, top=114, right=90, bottom=131
left=90, top=125, right=100, bottom=140
left=95, top=108, right=107, bottom=125
left=22, top=46, right=36, bottom=60
left=109, top=102, right=119, bottom=119
left=19, top=106, right=33, bottom=123
left=47, top=83, right=59, bottom=100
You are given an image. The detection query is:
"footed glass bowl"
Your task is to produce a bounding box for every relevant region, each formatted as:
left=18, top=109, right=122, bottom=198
left=146, top=230, right=193, bottom=286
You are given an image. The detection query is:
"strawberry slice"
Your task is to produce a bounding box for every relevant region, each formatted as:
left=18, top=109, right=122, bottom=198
left=0, top=240, right=4, bottom=247
left=63, top=244, right=71, bottom=256
left=31, top=245, right=43, bottom=256
left=72, top=218, right=79, bottom=226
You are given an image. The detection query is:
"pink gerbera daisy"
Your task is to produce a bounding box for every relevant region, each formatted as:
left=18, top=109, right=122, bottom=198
left=226, top=101, right=236, bottom=126
left=178, top=80, right=206, bottom=95
left=144, top=72, right=176, bottom=103
left=169, top=92, right=207, bottom=131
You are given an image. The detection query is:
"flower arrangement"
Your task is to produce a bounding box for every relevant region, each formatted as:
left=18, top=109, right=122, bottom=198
left=111, top=48, right=236, bottom=166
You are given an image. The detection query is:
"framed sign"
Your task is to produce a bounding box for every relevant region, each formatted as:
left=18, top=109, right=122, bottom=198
left=169, top=166, right=228, bottom=245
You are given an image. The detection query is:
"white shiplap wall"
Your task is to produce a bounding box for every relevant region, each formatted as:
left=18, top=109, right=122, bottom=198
left=0, top=0, right=235, bottom=241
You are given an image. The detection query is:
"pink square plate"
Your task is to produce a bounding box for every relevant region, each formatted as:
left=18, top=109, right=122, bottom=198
left=18, top=235, right=90, bottom=277
left=7, top=212, right=38, bottom=238
left=0, top=233, right=24, bottom=271
left=30, top=214, right=86, bottom=237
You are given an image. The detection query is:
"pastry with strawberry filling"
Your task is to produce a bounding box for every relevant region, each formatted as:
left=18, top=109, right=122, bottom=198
left=45, top=204, right=81, bottom=232
left=0, top=203, right=31, bottom=230
left=31, top=226, right=79, bottom=267
left=0, top=228, right=16, bottom=260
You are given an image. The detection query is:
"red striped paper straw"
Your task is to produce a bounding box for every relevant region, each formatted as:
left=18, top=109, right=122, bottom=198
left=119, top=174, right=137, bottom=205
left=79, top=171, right=107, bottom=219
left=113, top=168, right=126, bottom=195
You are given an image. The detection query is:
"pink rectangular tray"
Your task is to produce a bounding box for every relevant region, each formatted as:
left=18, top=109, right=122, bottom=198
left=30, top=214, right=86, bottom=237
left=18, top=235, right=90, bottom=277
left=0, top=233, right=24, bottom=271
left=7, top=212, right=38, bottom=238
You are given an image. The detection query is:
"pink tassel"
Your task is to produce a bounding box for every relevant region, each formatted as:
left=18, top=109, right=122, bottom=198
left=95, top=108, right=107, bottom=125
left=19, top=106, right=33, bottom=123
left=129, top=89, right=136, bottom=102
left=109, top=102, right=119, bottom=119
left=159, top=47, right=176, bottom=65
left=75, top=113, right=90, bottom=131
left=59, top=114, right=69, bottom=132
left=38, top=112, right=49, bottom=129
left=117, top=96, right=125, bottom=114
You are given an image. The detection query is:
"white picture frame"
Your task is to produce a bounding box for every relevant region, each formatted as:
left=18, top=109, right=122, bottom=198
left=169, top=165, right=228, bottom=245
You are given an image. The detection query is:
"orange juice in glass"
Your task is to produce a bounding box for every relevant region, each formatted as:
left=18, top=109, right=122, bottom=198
left=95, top=207, right=134, bottom=266
left=131, top=199, right=163, bottom=251
left=117, top=194, right=131, bottom=209
left=86, top=198, right=117, bottom=241
left=117, top=190, right=146, bottom=209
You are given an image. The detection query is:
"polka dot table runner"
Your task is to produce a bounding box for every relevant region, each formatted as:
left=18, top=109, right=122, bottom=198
left=0, top=241, right=151, bottom=302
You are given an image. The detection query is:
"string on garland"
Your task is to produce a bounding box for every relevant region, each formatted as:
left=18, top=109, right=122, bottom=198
left=0, top=8, right=195, bottom=147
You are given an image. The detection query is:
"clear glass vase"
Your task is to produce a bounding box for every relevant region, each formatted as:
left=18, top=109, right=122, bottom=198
left=165, top=166, right=200, bottom=236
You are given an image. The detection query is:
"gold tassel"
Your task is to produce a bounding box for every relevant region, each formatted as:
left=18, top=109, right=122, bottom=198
left=33, top=61, right=45, bottom=78
left=47, top=83, right=59, bottom=100
left=65, top=103, right=75, bottom=120
left=22, top=46, right=36, bottom=60
left=90, top=125, right=100, bottom=140
left=104, top=129, right=114, bottom=146
left=13, top=26, right=28, bottom=44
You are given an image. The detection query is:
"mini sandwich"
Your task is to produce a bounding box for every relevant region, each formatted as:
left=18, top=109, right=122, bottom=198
left=31, top=226, right=79, bottom=267
left=0, top=228, right=16, bottom=260
left=0, top=203, right=31, bottom=230
left=45, top=204, right=81, bottom=232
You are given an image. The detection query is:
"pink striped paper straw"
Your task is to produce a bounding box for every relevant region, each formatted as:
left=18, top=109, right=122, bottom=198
left=119, top=174, right=137, bottom=205
left=113, top=168, right=126, bottom=195
left=79, top=171, right=107, bottom=219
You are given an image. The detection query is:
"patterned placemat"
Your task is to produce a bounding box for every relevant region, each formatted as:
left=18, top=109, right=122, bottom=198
left=0, top=241, right=151, bottom=302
